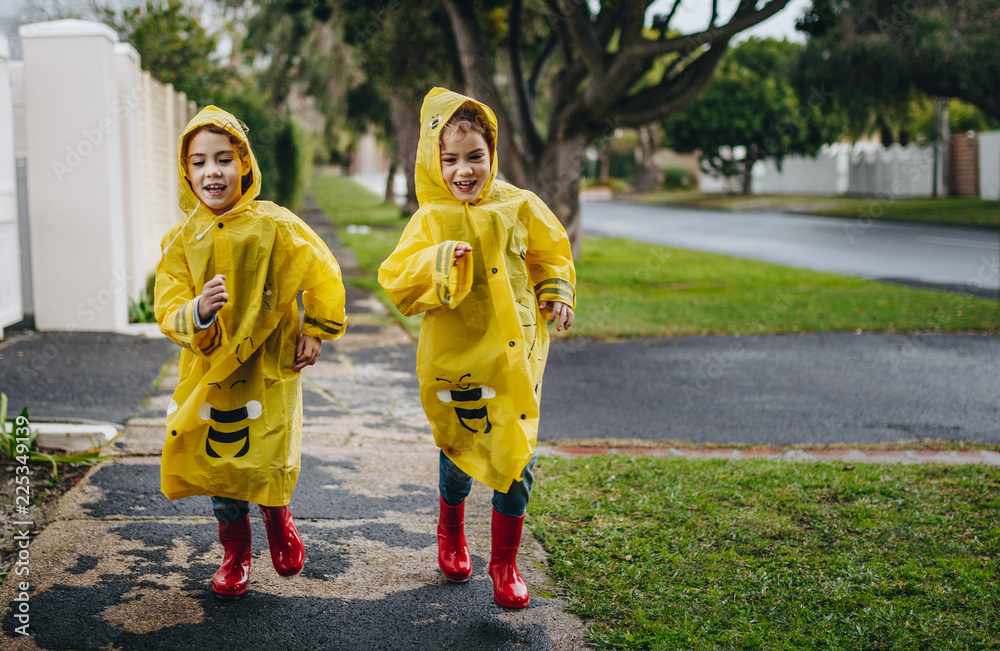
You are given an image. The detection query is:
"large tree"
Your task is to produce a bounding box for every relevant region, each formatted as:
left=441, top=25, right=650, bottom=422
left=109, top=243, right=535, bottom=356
left=796, top=0, right=1000, bottom=124
left=101, top=0, right=228, bottom=107
left=441, top=0, right=792, bottom=247
left=663, top=37, right=846, bottom=194
left=339, top=0, right=462, bottom=215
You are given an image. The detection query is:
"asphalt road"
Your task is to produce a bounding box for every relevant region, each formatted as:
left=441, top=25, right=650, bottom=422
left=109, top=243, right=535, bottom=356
left=539, top=333, right=1000, bottom=445
left=581, top=200, right=1000, bottom=297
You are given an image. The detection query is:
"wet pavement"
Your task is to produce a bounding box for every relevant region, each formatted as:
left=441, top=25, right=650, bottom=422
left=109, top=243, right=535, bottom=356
left=581, top=199, right=1000, bottom=297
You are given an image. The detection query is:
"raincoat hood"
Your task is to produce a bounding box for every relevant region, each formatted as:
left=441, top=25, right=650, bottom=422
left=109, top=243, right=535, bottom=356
left=177, top=105, right=261, bottom=217
left=416, top=87, right=499, bottom=207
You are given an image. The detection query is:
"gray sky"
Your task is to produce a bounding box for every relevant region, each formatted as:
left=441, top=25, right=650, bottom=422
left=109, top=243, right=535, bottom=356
left=2, top=0, right=814, bottom=61
left=648, top=0, right=813, bottom=42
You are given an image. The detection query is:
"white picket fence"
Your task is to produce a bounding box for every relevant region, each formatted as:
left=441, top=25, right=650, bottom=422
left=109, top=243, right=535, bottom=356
left=0, top=20, right=195, bottom=337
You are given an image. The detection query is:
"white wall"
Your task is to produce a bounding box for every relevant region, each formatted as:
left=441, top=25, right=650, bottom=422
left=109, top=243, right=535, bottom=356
left=4, top=19, right=195, bottom=336
left=21, top=19, right=128, bottom=331
left=978, top=131, right=1000, bottom=201
left=0, top=37, right=23, bottom=336
left=702, top=142, right=945, bottom=198
left=848, top=143, right=937, bottom=197
left=752, top=144, right=850, bottom=195
left=115, top=42, right=143, bottom=302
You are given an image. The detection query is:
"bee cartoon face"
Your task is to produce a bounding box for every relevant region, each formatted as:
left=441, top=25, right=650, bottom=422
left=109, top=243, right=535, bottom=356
left=436, top=374, right=495, bottom=433
left=428, top=114, right=442, bottom=130
left=261, top=280, right=274, bottom=310
left=199, top=374, right=263, bottom=458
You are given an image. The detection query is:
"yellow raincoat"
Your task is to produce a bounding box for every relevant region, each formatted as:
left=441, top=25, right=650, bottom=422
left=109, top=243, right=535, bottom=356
left=155, top=106, right=346, bottom=506
left=378, top=88, right=575, bottom=492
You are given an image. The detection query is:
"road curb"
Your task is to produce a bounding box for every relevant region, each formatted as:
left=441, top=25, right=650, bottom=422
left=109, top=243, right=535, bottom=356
left=538, top=444, right=1000, bottom=466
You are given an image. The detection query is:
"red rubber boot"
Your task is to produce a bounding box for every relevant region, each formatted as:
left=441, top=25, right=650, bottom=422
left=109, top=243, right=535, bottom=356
left=437, top=494, right=472, bottom=582
left=259, top=505, right=305, bottom=577
left=488, top=509, right=530, bottom=608
left=212, top=515, right=252, bottom=598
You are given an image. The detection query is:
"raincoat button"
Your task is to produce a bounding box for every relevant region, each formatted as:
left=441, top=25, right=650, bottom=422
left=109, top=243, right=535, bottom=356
left=520, top=414, right=526, bottom=420
left=491, top=268, right=498, bottom=274
left=218, top=223, right=224, bottom=228
left=508, top=341, right=515, bottom=347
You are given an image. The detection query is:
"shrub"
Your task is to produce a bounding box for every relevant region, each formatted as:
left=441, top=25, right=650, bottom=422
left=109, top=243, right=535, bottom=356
left=661, top=166, right=696, bottom=190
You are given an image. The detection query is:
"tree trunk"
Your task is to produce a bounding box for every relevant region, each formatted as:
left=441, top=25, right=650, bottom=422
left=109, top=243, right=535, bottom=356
left=635, top=124, right=661, bottom=193
left=521, top=134, right=589, bottom=258
left=597, top=144, right=611, bottom=186
left=384, top=156, right=397, bottom=204
left=740, top=158, right=754, bottom=195
left=388, top=92, right=421, bottom=215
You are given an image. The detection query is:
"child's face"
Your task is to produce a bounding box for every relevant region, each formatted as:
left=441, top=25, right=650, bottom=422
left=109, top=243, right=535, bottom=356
left=186, top=130, right=243, bottom=215
left=440, top=130, right=490, bottom=202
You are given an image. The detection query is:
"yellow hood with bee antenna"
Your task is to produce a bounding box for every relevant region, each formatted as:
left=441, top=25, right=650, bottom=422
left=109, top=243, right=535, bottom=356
left=177, top=105, right=261, bottom=217
left=414, top=87, right=499, bottom=207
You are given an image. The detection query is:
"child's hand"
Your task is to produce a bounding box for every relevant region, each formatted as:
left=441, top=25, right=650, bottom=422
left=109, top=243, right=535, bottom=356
left=453, top=243, right=473, bottom=266
left=293, top=334, right=322, bottom=371
left=540, top=300, right=574, bottom=332
left=199, top=275, right=228, bottom=321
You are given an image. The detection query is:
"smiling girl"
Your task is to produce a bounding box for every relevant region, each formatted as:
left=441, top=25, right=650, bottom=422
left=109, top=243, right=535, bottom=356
left=379, top=88, right=576, bottom=609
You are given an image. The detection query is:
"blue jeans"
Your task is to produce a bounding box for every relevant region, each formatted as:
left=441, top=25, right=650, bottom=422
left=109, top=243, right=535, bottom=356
left=211, top=497, right=250, bottom=523
left=439, top=450, right=536, bottom=518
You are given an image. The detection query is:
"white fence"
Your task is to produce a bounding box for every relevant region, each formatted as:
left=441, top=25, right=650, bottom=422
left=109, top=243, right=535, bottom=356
left=701, top=135, right=1000, bottom=200
left=979, top=131, right=1000, bottom=200
left=0, top=19, right=195, bottom=337
left=0, top=38, right=22, bottom=336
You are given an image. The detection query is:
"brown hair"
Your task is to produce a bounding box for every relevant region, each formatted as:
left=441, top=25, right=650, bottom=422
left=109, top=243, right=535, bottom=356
left=182, top=123, right=250, bottom=165
left=439, top=101, right=495, bottom=154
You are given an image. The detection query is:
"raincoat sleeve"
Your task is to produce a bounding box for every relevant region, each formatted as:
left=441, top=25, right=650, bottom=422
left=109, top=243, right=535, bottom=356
left=524, top=192, right=576, bottom=310
left=282, top=217, right=347, bottom=341
left=377, top=210, right=473, bottom=317
left=154, top=231, right=227, bottom=357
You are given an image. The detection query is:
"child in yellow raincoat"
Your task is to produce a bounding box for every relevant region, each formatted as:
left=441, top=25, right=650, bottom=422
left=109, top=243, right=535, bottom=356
left=155, top=106, right=346, bottom=598
left=379, top=88, right=575, bottom=609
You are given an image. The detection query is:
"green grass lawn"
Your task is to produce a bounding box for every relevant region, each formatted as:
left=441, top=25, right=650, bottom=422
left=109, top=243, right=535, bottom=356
left=574, top=238, right=999, bottom=337
left=630, top=192, right=999, bottom=230
left=310, top=175, right=999, bottom=337
left=530, top=455, right=1000, bottom=650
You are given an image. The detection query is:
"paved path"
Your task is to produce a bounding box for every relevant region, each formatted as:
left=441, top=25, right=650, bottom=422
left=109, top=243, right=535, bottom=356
left=540, top=333, right=1000, bottom=445
left=581, top=200, right=1000, bottom=296
left=0, top=200, right=588, bottom=650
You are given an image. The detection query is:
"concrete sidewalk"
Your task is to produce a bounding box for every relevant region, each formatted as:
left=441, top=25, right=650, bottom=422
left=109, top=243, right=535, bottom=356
left=0, top=315, right=587, bottom=650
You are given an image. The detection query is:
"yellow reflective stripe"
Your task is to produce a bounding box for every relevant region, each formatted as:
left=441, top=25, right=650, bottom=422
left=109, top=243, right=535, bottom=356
left=435, top=241, right=455, bottom=307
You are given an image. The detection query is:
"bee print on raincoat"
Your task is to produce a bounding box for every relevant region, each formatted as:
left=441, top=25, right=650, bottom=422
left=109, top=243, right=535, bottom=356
left=378, top=88, right=576, bottom=493
left=156, top=105, right=347, bottom=506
